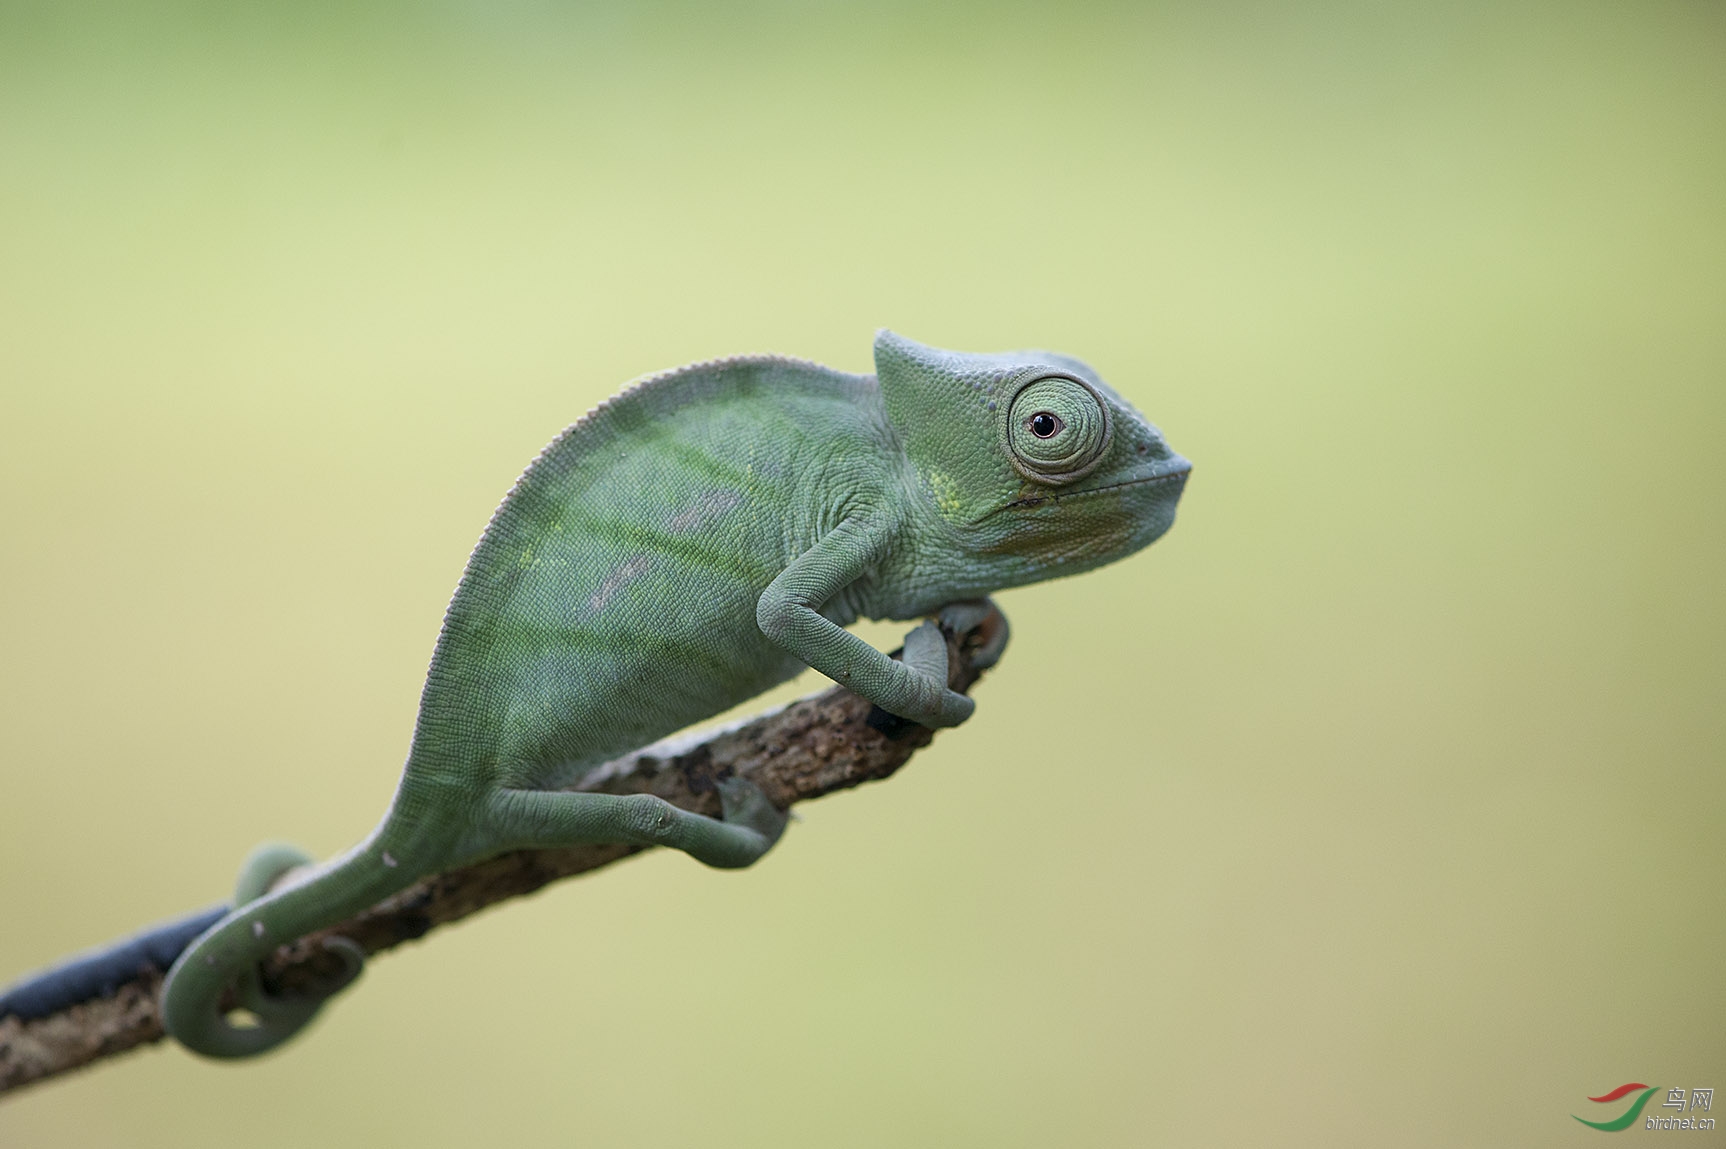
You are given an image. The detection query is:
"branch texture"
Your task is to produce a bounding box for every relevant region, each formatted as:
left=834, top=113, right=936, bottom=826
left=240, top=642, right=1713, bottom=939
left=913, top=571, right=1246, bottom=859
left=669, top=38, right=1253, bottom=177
left=0, top=606, right=1006, bottom=1097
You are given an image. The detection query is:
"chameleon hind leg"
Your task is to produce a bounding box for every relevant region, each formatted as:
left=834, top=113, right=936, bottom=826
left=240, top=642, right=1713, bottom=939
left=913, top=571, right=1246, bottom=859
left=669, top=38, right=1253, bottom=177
left=229, top=843, right=365, bottom=1033
left=488, top=775, right=787, bottom=869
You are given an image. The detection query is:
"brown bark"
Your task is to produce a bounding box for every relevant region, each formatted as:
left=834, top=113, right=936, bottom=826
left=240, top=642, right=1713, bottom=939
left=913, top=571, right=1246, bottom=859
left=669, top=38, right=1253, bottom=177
left=0, top=606, right=1005, bottom=1097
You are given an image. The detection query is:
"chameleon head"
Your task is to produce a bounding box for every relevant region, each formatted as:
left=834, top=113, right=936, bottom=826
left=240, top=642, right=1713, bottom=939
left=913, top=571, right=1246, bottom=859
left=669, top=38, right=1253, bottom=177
left=875, top=330, right=1191, bottom=591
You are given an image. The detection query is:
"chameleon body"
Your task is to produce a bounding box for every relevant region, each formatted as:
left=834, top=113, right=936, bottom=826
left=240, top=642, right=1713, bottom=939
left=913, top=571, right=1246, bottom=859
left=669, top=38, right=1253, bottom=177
left=127, top=331, right=1189, bottom=1058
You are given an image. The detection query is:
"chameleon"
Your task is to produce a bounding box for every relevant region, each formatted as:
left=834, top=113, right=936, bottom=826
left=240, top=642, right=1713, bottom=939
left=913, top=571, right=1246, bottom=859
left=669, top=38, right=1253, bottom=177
left=0, top=330, right=1191, bottom=1060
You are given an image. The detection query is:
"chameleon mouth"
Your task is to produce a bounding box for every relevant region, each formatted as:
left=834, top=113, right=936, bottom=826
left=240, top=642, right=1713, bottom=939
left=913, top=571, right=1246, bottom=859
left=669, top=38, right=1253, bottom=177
left=1086, top=464, right=1192, bottom=497
left=1001, top=463, right=1191, bottom=511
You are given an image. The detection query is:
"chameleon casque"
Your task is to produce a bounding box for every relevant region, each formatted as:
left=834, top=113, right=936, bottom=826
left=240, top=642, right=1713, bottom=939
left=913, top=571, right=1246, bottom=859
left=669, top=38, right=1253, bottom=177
left=4, top=331, right=1191, bottom=1061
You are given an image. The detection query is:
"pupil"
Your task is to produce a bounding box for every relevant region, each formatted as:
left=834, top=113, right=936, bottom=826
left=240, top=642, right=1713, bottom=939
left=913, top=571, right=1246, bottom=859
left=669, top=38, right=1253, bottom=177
left=1029, top=412, right=1060, bottom=438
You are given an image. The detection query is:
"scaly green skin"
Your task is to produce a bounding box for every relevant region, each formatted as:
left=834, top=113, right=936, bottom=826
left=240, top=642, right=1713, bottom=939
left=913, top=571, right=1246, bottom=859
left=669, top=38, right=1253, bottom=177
left=160, top=331, right=1192, bottom=1059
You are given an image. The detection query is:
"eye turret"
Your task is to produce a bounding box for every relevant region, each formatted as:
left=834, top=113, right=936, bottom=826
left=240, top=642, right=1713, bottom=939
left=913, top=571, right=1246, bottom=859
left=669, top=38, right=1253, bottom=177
left=1005, top=373, right=1112, bottom=484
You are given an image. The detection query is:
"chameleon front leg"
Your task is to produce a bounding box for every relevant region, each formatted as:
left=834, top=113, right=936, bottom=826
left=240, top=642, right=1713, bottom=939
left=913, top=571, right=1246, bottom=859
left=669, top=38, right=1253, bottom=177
left=756, top=516, right=975, bottom=729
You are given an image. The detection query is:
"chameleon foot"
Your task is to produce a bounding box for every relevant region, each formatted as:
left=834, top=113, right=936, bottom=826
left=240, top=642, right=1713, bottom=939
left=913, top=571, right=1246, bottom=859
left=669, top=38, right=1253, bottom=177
left=936, top=597, right=1010, bottom=671
left=716, top=774, right=788, bottom=852
left=899, top=620, right=975, bottom=728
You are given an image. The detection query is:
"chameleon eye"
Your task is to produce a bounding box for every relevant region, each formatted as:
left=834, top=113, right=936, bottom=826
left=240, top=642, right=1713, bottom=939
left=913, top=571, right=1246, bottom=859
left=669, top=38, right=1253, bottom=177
left=1005, top=373, right=1112, bottom=485
left=1027, top=411, right=1063, bottom=439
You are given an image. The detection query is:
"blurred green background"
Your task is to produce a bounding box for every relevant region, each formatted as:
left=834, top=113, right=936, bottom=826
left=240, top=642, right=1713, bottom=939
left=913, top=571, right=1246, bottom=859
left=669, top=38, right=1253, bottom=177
left=1, top=1, right=1721, bottom=1145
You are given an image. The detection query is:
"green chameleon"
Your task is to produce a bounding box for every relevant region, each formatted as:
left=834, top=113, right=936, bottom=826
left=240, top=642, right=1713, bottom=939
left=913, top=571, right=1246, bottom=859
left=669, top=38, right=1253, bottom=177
left=13, top=331, right=1192, bottom=1060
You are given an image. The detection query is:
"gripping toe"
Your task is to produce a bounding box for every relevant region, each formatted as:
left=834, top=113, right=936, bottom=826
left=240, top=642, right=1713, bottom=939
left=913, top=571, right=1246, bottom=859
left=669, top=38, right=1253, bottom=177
left=937, top=597, right=1009, bottom=671
left=716, top=775, right=789, bottom=851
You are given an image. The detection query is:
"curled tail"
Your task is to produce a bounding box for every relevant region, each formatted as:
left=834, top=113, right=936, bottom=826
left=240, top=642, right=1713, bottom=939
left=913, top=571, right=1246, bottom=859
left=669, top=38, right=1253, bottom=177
left=161, top=825, right=434, bottom=1060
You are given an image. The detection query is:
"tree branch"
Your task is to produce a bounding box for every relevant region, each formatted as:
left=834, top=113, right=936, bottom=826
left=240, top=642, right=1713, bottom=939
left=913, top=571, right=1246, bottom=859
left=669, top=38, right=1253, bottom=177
left=0, top=605, right=1007, bottom=1097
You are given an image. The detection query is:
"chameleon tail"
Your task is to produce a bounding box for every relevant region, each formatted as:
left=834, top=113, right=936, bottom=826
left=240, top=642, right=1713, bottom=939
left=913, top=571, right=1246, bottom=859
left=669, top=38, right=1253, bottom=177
left=161, top=823, right=436, bottom=1060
